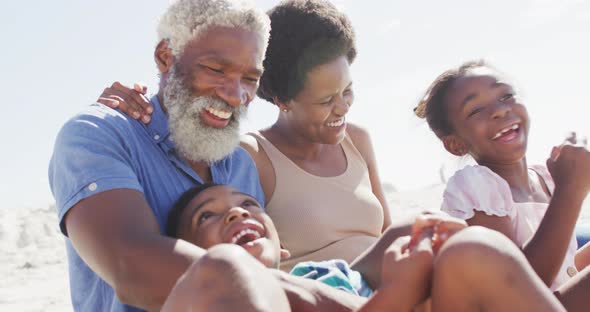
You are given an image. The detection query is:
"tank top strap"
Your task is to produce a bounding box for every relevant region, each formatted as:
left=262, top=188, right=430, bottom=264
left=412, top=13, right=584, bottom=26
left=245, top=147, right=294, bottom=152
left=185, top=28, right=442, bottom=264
left=247, top=131, right=367, bottom=181
left=342, top=130, right=368, bottom=169
left=246, top=131, right=298, bottom=173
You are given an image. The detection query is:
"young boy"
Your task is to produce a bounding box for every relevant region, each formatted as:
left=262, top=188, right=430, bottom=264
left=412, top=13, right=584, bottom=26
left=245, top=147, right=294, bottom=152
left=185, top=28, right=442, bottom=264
left=162, top=183, right=565, bottom=312
left=165, top=183, right=380, bottom=297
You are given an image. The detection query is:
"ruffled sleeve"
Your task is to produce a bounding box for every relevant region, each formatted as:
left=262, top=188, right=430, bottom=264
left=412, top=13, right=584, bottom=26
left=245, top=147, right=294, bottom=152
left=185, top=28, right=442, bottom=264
left=441, top=165, right=515, bottom=220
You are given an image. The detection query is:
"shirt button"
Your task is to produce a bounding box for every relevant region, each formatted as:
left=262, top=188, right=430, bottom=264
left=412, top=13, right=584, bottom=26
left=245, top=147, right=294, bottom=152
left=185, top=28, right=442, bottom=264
left=154, top=134, right=160, bottom=140
left=567, top=266, right=578, bottom=277
left=88, top=182, right=98, bottom=192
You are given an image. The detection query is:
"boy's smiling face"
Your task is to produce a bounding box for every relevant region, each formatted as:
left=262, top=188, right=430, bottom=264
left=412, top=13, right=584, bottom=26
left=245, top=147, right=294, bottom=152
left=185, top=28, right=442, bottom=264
left=176, top=185, right=285, bottom=268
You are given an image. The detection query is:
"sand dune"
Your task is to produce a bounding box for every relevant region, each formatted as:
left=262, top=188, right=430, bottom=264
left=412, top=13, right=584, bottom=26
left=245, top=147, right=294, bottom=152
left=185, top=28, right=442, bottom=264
left=0, top=205, right=70, bottom=311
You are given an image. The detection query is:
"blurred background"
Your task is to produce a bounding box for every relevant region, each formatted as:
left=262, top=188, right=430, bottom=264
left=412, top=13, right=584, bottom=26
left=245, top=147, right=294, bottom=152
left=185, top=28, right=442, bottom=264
left=2, top=0, right=589, bottom=211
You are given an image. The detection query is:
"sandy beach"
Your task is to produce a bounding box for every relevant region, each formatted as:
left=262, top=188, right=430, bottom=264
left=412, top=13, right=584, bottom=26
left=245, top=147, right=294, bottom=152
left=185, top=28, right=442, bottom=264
left=2, top=188, right=588, bottom=311
left=0, top=205, right=69, bottom=311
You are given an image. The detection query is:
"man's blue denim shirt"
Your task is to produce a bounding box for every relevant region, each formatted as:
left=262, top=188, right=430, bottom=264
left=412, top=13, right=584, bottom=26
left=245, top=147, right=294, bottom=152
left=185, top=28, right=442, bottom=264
left=49, top=96, right=264, bottom=312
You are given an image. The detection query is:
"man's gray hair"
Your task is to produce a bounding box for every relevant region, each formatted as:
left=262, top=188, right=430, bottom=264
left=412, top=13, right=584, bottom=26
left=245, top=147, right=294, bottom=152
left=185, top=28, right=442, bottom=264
left=157, top=0, right=271, bottom=57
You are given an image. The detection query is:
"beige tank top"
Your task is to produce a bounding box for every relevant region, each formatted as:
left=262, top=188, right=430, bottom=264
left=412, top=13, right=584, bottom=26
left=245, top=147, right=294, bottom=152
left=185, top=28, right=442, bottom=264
left=248, top=131, right=383, bottom=271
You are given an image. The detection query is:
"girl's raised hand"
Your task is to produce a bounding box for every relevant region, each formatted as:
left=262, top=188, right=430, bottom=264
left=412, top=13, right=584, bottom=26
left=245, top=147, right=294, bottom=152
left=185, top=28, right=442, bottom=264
left=97, top=82, right=154, bottom=124
left=547, top=132, right=590, bottom=197
left=549, top=132, right=588, bottom=160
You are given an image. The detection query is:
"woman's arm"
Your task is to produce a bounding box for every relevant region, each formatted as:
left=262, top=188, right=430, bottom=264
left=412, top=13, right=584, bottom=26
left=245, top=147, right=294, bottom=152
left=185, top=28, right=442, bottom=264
left=347, top=123, right=392, bottom=231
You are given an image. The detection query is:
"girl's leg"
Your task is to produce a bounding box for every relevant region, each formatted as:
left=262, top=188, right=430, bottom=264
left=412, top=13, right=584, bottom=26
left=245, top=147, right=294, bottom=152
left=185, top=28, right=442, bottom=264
left=431, top=227, right=565, bottom=312
left=555, top=266, right=590, bottom=312
left=162, top=244, right=291, bottom=312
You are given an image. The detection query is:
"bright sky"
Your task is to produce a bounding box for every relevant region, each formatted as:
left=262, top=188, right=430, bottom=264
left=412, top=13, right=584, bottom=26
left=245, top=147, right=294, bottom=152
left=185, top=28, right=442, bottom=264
left=2, top=0, right=589, bottom=210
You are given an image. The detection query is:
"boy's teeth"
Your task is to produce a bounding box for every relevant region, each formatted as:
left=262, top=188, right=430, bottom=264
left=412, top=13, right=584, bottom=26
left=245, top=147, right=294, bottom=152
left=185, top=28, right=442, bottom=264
left=205, top=107, right=232, bottom=119
left=230, top=228, right=261, bottom=244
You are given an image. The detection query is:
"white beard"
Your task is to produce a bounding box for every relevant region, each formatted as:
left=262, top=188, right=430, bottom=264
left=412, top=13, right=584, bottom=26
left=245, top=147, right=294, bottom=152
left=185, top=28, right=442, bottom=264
left=164, top=68, right=247, bottom=163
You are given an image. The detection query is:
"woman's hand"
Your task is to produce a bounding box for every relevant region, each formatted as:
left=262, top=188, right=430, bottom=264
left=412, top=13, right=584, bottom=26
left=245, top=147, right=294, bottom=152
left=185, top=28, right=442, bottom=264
left=98, top=82, right=154, bottom=124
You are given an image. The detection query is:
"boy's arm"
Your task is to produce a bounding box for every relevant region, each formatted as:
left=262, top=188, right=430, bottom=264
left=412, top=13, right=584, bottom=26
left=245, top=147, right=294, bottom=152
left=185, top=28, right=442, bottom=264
left=358, top=227, right=436, bottom=312
left=65, top=189, right=206, bottom=311
left=350, top=216, right=414, bottom=289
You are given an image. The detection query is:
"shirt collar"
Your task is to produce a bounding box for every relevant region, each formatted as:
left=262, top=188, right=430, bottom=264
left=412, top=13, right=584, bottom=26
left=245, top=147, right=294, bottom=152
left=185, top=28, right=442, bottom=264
left=146, top=95, right=175, bottom=152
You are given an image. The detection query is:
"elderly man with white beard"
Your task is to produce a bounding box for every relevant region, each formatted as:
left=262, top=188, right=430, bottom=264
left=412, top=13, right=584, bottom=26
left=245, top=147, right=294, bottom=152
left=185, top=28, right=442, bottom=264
left=48, top=1, right=365, bottom=311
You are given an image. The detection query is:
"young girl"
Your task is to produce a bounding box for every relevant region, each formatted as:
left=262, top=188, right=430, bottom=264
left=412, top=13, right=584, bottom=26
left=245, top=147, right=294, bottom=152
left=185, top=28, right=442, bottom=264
left=415, top=60, right=590, bottom=310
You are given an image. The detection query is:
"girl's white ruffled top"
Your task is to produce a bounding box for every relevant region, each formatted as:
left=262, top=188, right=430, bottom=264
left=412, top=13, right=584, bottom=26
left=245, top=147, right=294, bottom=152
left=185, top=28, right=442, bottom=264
left=442, top=165, right=578, bottom=290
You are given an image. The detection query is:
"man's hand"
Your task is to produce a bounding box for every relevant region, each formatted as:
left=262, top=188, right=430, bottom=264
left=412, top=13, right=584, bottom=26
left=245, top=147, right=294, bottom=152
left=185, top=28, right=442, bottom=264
left=98, top=82, right=154, bottom=123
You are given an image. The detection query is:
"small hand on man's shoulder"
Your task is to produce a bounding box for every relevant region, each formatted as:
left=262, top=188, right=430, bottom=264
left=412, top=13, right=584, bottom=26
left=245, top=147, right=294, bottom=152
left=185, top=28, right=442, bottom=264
left=98, top=81, right=154, bottom=124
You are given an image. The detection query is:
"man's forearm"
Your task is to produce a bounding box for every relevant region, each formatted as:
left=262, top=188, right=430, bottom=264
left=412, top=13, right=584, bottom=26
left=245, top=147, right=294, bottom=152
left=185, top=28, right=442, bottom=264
left=110, top=236, right=206, bottom=311
left=65, top=189, right=208, bottom=311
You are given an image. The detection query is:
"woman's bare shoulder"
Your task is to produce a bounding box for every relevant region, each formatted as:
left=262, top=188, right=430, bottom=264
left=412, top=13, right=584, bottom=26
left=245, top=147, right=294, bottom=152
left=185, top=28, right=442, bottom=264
left=346, top=122, right=371, bottom=142
left=346, top=123, right=374, bottom=161
left=240, top=133, right=260, bottom=155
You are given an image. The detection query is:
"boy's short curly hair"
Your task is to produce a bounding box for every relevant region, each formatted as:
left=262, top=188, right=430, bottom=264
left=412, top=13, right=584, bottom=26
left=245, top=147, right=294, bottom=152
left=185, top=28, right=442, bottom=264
left=157, top=0, right=270, bottom=58
left=166, top=183, right=220, bottom=238
left=257, top=0, right=357, bottom=104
